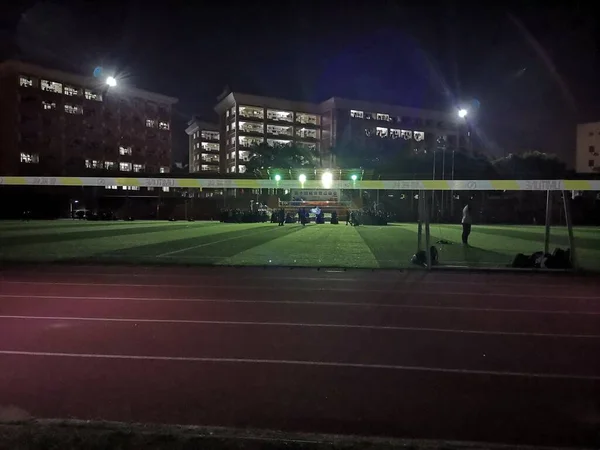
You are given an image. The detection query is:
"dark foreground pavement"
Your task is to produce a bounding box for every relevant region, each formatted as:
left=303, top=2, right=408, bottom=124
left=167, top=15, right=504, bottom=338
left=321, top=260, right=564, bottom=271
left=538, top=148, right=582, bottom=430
left=0, top=266, right=599, bottom=448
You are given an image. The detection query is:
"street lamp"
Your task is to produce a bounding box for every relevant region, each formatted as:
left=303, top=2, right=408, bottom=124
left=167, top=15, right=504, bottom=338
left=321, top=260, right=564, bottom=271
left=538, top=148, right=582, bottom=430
left=274, top=174, right=281, bottom=182
left=106, top=76, right=117, bottom=87
left=298, top=174, right=306, bottom=184
left=458, top=108, right=468, bottom=118
left=351, top=174, right=358, bottom=182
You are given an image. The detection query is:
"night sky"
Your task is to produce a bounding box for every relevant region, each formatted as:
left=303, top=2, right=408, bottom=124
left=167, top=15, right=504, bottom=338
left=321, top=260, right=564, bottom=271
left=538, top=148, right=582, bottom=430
left=2, top=1, right=598, bottom=166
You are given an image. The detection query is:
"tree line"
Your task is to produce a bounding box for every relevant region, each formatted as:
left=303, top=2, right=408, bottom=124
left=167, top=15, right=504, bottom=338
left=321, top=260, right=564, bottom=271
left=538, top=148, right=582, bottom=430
left=244, top=140, right=569, bottom=180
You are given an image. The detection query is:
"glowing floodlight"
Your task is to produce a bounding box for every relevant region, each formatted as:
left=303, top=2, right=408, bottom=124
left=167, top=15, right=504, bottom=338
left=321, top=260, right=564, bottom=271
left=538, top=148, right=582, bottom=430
left=321, top=171, right=333, bottom=188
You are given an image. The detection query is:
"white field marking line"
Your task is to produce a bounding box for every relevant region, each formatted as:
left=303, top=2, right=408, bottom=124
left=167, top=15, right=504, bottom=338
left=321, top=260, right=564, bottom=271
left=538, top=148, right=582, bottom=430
left=2, top=294, right=600, bottom=316
left=1, top=315, right=599, bottom=338
left=3, top=281, right=600, bottom=300
left=0, top=350, right=598, bottom=381
left=1, top=272, right=594, bottom=290
left=156, top=226, right=276, bottom=257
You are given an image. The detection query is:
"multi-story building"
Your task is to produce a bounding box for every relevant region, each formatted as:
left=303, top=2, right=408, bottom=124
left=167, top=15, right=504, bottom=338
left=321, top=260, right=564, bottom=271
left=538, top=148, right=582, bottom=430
left=185, top=118, right=220, bottom=173
left=214, top=93, right=322, bottom=174
left=576, top=122, right=600, bottom=173
left=0, top=60, right=178, bottom=176
left=213, top=92, right=465, bottom=174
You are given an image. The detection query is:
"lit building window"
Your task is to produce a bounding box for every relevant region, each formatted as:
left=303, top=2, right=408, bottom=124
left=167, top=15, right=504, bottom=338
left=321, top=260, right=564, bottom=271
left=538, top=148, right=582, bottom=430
left=64, top=104, right=83, bottom=115
left=201, top=130, right=220, bottom=140
left=376, top=127, right=388, bottom=138
left=376, top=113, right=390, bottom=121
left=230, top=107, right=236, bottom=117
left=105, top=161, right=116, bottom=170
left=413, top=131, right=425, bottom=141
left=105, top=185, right=118, bottom=190
left=296, top=128, right=318, bottom=139
left=120, top=162, right=132, bottom=171
left=84, top=90, right=102, bottom=101
left=239, top=121, right=264, bottom=134
left=119, top=146, right=132, bottom=155
left=230, top=136, right=235, bottom=145
left=296, top=113, right=318, bottom=125
left=201, top=165, right=215, bottom=171
left=401, top=130, right=413, bottom=140
left=231, top=121, right=236, bottom=130
left=350, top=110, right=364, bottom=119
left=20, top=153, right=39, bottom=163
left=202, top=142, right=219, bottom=151
left=238, top=136, right=264, bottom=148
left=239, top=105, right=264, bottom=119
left=298, top=142, right=318, bottom=151
left=64, top=86, right=80, bottom=96
left=238, top=150, right=251, bottom=161
left=226, top=124, right=229, bottom=132
left=19, top=76, right=34, bottom=88
left=230, top=165, right=236, bottom=173
left=390, top=129, right=401, bottom=139
left=159, top=121, right=170, bottom=130
left=201, top=153, right=219, bottom=163
left=159, top=166, right=169, bottom=173
left=162, top=187, right=170, bottom=192
left=42, top=101, right=56, bottom=110
left=146, top=119, right=156, bottom=128
left=85, top=159, right=102, bottom=169
left=41, top=79, right=62, bottom=94
left=238, top=165, right=247, bottom=173
left=267, top=109, right=293, bottom=123
left=267, top=124, right=293, bottom=136
left=122, top=185, right=139, bottom=191
left=267, top=139, right=292, bottom=148
left=133, top=164, right=144, bottom=172
left=226, top=110, right=230, bottom=118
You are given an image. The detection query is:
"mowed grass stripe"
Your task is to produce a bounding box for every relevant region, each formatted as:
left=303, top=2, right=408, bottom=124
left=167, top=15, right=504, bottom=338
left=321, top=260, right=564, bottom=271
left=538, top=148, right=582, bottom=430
left=356, top=224, right=421, bottom=268
left=0, top=222, right=229, bottom=262
left=100, top=223, right=277, bottom=259
left=0, top=222, right=215, bottom=248
left=165, top=224, right=306, bottom=262
left=224, top=224, right=378, bottom=268
left=0, top=221, right=202, bottom=238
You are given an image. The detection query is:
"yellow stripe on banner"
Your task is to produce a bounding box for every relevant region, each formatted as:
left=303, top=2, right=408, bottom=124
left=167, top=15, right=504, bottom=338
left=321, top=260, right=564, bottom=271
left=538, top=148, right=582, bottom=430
left=360, top=181, right=386, bottom=189
left=60, top=177, right=83, bottom=186
left=2, top=177, right=27, bottom=185
left=176, top=179, right=201, bottom=188
left=116, top=178, right=140, bottom=186
left=490, top=180, right=520, bottom=190
left=422, top=180, right=451, bottom=190
left=563, top=180, right=591, bottom=191
left=232, top=179, right=262, bottom=189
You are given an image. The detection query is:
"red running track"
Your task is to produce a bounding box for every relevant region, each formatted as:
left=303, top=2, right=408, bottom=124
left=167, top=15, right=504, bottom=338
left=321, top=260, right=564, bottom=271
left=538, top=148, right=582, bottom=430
left=1, top=266, right=600, bottom=447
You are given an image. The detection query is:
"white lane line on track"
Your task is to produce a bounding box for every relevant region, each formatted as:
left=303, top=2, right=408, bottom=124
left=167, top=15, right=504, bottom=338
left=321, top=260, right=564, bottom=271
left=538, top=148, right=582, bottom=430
left=156, top=227, right=276, bottom=257
left=1, top=315, right=598, bottom=338
left=2, top=281, right=599, bottom=300
left=0, top=349, right=598, bottom=381
left=2, top=294, right=600, bottom=316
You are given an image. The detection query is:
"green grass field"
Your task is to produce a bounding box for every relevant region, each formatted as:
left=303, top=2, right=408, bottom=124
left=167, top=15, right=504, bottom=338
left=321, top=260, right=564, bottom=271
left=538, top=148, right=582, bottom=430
left=0, top=220, right=598, bottom=270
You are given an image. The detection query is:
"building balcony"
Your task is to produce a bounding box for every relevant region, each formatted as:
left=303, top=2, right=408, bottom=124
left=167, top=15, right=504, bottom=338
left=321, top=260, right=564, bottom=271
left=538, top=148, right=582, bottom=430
left=267, top=124, right=293, bottom=137
left=238, top=105, right=264, bottom=121
left=238, top=122, right=264, bottom=135
left=266, top=109, right=293, bottom=124
left=295, top=113, right=320, bottom=126
left=201, top=142, right=220, bottom=152
left=295, top=128, right=319, bottom=140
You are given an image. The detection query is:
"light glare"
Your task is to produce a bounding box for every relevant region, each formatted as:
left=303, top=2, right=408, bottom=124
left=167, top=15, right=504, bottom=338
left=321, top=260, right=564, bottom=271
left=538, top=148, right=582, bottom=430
left=458, top=108, right=468, bottom=118
left=321, top=171, right=333, bottom=188
left=298, top=174, right=306, bottom=183
left=274, top=174, right=281, bottom=182
left=106, top=76, right=117, bottom=87
left=351, top=174, right=358, bottom=181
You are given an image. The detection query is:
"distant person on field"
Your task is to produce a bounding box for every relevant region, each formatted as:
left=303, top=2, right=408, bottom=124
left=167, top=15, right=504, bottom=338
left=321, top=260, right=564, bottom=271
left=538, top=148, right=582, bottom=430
left=462, top=203, right=472, bottom=245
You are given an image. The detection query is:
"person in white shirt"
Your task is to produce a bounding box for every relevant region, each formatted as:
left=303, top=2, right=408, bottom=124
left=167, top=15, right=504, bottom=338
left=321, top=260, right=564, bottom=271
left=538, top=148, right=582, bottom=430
left=461, top=203, right=472, bottom=245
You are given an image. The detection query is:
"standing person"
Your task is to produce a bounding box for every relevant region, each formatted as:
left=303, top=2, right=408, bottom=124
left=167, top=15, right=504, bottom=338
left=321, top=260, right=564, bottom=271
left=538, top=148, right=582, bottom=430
left=462, top=203, right=472, bottom=245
